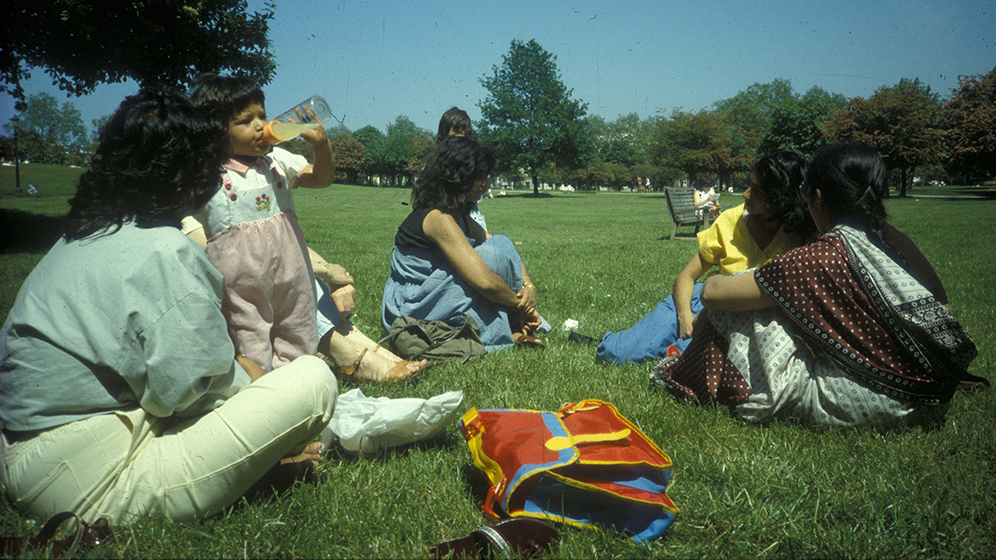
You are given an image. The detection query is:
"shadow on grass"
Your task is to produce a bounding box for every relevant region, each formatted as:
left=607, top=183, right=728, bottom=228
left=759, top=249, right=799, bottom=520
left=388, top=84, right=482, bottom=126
left=511, top=192, right=559, bottom=199
left=910, top=191, right=996, bottom=200
left=889, top=187, right=996, bottom=200
left=0, top=209, right=63, bottom=254
left=322, top=430, right=462, bottom=463
left=460, top=463, right=493, bottom=506
left=657, top=234, right=699, bottom=242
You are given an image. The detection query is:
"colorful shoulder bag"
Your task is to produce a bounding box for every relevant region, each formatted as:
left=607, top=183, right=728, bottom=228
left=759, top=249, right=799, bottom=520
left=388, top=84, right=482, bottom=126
left=458, top=400, right=678, bottom=542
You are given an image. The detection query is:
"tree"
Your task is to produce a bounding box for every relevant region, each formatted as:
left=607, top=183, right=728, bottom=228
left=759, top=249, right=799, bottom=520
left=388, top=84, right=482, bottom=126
left=353, top=125, right=387, bottom=184
left=87, top=115, right=110, bottom=159
left=329, top=132, right=365, bottom=184
left=1, top=0, right=276, bottom=109
left=0, top=136, right=14, bottom=161
left=383, top=116, right=432, bottom=185
left=406, top=136, right=436, bottom=179
left=944, top=67, right=996, bottom=183
left=651, top=108, right=746, bottom=188
left=714, top=78, right=796, bottom=158
left=2, top=92, right=87, bottom=165
left=759, top=86, right=849, bottom=157
left=826, top=78, right=944, bottom=196
left=477, top=39, right=590, bottom=194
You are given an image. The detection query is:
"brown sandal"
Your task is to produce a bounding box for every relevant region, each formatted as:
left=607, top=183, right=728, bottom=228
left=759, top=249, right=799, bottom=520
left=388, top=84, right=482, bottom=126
left=430, top=518, right=560, bottom=559
left=382, top=360, right=421, bottom=383
left=336, top=347, right=421, bottom=383
left=335, top=347, right=368, bottom=383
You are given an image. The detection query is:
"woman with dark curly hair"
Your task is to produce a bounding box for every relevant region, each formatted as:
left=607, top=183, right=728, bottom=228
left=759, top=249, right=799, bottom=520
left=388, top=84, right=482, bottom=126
left=598, top=151, right=816, bottom=364
left=650, top=144, right=983, bottom=428
left=382, top=135, right=543, bottom=349
left=435, top=107, right=489, bottom=231
left=0, top=88, right=337, bottom=525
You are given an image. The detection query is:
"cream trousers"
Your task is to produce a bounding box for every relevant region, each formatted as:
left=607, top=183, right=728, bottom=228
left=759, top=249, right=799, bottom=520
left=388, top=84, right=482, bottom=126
left=0, top=355, right=336, bottom=524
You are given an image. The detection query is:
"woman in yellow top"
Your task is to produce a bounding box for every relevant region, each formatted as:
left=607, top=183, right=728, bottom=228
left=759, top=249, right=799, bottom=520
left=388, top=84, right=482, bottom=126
left=597, top=151, right=816, bottom=364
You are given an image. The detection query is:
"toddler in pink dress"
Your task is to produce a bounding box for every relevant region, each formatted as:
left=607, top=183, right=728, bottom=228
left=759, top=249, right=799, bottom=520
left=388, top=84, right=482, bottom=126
left=186, top=74, right=336, bottom=371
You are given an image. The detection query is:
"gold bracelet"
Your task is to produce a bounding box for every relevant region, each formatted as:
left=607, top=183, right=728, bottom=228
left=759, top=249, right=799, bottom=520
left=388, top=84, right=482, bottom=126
left=523, top=282, right=535, bottom=289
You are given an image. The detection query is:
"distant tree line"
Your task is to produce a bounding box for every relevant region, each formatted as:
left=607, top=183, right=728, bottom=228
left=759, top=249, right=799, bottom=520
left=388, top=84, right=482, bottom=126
left=2, top=20, right=993, bottom=193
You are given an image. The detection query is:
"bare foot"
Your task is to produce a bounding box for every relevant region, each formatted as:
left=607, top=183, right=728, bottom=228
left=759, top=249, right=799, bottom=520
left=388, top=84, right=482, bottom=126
left=281, top=441, right=323, bottom=465
left=338, top=322, right=398, bottom=361
left=354, top=350, right=426, bottom=382
left=324, top=327, right=427, bottom=383
left=336, top=322, right=424, bottom=371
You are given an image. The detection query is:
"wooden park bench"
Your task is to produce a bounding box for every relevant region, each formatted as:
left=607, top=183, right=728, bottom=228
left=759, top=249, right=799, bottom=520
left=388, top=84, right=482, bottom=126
left=664, top=187, right=710, bottom=240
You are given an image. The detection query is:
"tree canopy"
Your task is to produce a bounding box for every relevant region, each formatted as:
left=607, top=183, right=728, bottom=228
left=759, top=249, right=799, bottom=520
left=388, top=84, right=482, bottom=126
left=759, top=86, right=848, bottom=157
left=826, top=78, right=944, bottom=196
left=1, top=0, right=276, bottom=109
left=943, top=67, right=996, bottom=183
left=714, top=78, right=796, bottom=159
left=477, top=39, right=590, bottom=194
left=2, top=92, right=87, bottom=165
left=329, top=132, right=365, bottom=184
left=651, top=108, right=746, bottom=188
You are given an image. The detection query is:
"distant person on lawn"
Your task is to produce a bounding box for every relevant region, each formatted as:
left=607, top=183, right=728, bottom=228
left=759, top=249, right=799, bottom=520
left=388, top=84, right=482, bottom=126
left=650, top=143, right=985, bottom=428
left=598, top=151, right=815, bottom=364
left=0, top=88, right=336, bottom=525
left=383, top=136, right=545, bottom=349
left=693, top=179, right=720, bottom=220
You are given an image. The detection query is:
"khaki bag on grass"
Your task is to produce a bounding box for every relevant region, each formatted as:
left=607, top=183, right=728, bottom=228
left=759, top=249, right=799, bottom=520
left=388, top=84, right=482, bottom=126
left=381, top=314, right=486, bottom=363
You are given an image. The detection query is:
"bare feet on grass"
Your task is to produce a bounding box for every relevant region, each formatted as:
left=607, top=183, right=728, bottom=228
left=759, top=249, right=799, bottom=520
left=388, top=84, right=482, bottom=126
left=319, top=325, right=427, bottom=383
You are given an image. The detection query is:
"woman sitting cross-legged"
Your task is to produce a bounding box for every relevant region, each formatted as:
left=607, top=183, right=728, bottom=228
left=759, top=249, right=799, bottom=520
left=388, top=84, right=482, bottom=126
left=382, top=135, right=543, bottom=350
left=0, top=88, right=336, bottom=525
left=650, top=143, right=985, bottom=429
left=598, top=151, right=815, bottom=364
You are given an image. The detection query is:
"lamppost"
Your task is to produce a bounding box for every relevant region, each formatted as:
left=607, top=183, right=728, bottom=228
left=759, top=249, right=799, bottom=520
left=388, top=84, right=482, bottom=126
left=11, top=115, right=21, bottom=194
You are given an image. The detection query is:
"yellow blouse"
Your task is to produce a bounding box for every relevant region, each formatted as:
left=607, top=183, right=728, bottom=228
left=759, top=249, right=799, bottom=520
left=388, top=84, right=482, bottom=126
left=696, top=204, right=798, bottom=276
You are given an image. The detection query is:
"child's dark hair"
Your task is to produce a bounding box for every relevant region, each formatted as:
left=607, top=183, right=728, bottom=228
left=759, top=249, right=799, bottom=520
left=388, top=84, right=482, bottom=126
left=804, top=143, right=889, bottom=239
left=63, top=88, right=229, bottom=241
left=413, top=136, right=495, bottom=214
left=189, top=73, right=266, bottom=122
left=436, top=107, right=478, bottom=144
left=752, top=150, right=816, bottom=241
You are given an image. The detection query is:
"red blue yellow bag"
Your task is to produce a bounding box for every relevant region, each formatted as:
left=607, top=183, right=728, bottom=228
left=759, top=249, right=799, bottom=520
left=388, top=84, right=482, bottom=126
left=458, top=400, right=678, bottom=542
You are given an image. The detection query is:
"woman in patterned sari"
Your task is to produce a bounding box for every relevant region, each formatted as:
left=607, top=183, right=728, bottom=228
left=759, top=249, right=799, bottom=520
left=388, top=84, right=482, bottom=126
left=650, top=144, right=983, bottom=429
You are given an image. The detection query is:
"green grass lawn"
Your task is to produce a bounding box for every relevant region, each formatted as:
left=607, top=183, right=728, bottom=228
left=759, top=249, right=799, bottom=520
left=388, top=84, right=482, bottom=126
left=1, top=166, right=994, bottom=559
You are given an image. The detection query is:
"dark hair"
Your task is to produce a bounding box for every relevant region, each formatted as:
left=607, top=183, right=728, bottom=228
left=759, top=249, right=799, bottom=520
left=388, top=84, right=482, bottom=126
left=436, top=107, right=478, bottom=143
left=413, top=136, right=496, bottom=214
left=62, top=88, right=229, bottom=241
left=804, top=143, right=888, bottom=237
left=752, top=150, right=816, bottom=240
left=189, top=73, right=266, bottom=123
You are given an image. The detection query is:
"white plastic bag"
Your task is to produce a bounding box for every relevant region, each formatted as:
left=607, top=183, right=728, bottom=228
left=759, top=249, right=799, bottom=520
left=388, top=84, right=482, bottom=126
left=321, top=389, right=464, bottom=454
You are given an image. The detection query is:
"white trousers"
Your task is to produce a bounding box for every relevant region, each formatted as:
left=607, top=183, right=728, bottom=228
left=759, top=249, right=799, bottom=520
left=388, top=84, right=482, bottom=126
left=1, top=355, right=336, bottom=524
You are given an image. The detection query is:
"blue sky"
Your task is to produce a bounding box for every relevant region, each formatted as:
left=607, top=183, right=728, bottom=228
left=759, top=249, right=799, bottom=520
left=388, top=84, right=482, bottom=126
left=2, top=0, right=993, bottom=135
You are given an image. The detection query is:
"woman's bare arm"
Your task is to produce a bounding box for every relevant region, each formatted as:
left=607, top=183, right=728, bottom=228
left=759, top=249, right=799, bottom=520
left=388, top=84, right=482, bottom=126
left=423, top=210, right=519, bottom=308
left=674, top=252, right=712, bottom=339
left=700, top=272, right=776, bottom=311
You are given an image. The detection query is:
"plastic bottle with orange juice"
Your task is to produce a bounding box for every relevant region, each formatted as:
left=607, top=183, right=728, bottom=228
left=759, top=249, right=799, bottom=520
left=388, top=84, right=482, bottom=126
left=262, top=95, right=332, bottom=143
